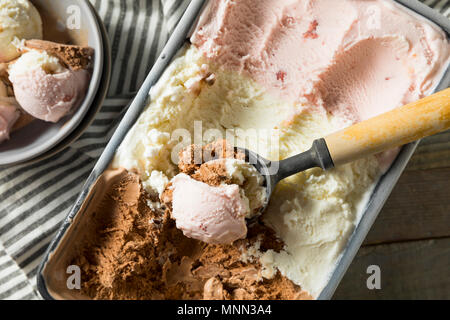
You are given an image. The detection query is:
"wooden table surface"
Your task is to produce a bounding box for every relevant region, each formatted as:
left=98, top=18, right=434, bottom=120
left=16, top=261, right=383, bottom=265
left=333, top=131, right=450, bottom=300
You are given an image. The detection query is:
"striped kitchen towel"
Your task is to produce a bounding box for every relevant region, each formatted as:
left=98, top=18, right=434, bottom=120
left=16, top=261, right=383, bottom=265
left=0, top=0, right=449, bottom=300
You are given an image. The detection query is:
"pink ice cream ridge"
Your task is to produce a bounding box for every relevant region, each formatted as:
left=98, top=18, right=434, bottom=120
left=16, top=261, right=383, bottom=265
left=191, top=0, right=450, bottom=123
left=170, top=173, right=248, bottom=245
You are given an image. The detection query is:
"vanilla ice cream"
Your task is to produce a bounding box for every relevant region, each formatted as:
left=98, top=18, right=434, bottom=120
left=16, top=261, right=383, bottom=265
left=110, top=0, right=449, bottom=299
left=8, top=49, right=90, bottom=123
left=0, top=0, right=43, bottom=62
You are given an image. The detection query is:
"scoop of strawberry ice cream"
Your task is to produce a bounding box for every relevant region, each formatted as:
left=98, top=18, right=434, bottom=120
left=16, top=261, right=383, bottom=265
left=0, top=98, right=20, bottom=143
left=8, top=49, right=90, bottom=123
left=169, top=173, right=249, bottom=245
left=160, top=141, right=267, bottom=245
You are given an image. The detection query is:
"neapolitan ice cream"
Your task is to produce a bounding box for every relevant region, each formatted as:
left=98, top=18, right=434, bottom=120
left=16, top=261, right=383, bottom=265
left=73, top=0, right=450, bottom=299
left=73, top=168, right=311, bottom=300
left=0, top=0, right=42, bottom=62
left=8, top=45, right=92, bottom=123
left=0, top=1, right=94, bottom=145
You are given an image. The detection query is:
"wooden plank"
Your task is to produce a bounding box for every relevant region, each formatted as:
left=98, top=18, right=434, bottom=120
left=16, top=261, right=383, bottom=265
left=406, top=130, right=450, bottom=171
left=363, top=167, right=450, bottom=245
left=333, top=238, right=450, bottom=300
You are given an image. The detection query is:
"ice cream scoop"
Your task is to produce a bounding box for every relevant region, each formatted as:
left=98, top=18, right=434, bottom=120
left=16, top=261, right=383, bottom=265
left=161, top=151, right=267, bottom=245
left=8, top=43, right=93, bottom=123
left=0, top=0, right=43, bottom=62
left=242, top=88, right=450, bottom=218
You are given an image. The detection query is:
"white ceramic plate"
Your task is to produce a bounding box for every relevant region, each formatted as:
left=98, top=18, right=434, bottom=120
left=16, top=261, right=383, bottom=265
left=0, top=0, right=104, bottom=166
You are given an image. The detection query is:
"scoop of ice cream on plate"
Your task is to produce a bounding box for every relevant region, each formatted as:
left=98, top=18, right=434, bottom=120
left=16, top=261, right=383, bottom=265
left=8, top=40, right=94, bottom=123
left=0, top=0, right=43, bottom=63
left=0, top=65, right=21, bottom=143
left=161, top=141, right=267, bottom=245
left=0, top=80, right=20, bottom=143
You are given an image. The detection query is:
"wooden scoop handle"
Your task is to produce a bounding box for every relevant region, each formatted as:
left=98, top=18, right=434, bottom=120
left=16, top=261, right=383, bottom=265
left=325, top=88, right=450, bottom=166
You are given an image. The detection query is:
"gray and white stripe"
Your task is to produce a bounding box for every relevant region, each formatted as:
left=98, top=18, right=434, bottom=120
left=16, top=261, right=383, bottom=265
left=0, top=0, right=447, bottom=300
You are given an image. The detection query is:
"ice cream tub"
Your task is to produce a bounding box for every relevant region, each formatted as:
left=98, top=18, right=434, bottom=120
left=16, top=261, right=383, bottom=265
left=36, top=0, right=450, bottom=300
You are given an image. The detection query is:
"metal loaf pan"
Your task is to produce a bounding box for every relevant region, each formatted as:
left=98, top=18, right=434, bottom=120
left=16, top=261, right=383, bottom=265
left=37, top=0, right=450, bottom=300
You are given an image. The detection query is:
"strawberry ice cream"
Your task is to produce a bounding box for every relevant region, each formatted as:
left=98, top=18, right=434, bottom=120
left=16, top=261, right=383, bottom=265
left=0, top=99, right=19, bottom=143
left=169, top=173, right=249, bottom=244
left=192, top=0, right=449, bottom=123
left=8, top=48, right=91, bottom=123
left=161, top=141, right=267, bottom=245
left=0, top=74, right=19, bottom=143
